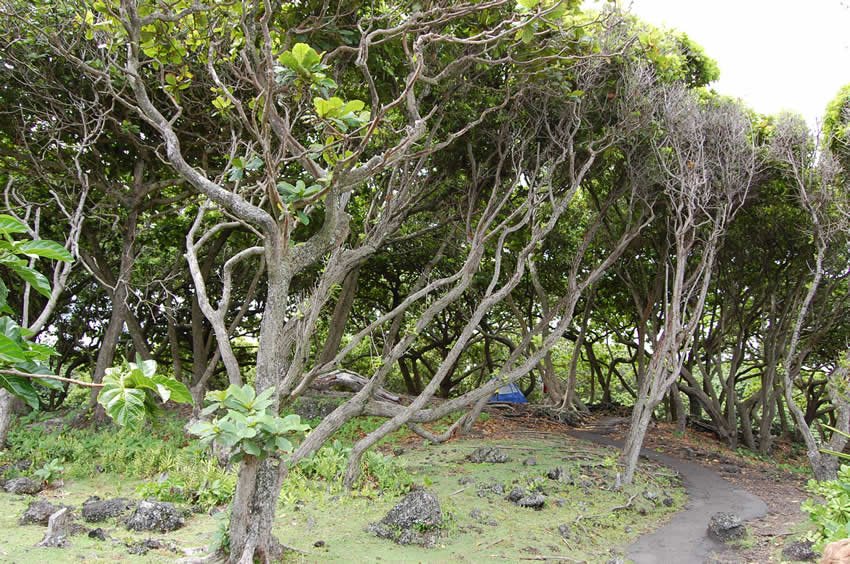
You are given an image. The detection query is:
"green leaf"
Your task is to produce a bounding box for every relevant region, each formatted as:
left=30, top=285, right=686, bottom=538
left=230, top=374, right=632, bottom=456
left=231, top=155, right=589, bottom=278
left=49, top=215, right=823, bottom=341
left=275, top=436, right=293, bottom=453
left=341, top=99, right=365, bottom=114
left=0, top=279, right=7, bottom=310
left=242, top=440, right=262, bottom=456
left=224, top=384, right=255, bottom=411
left=97, top=383, right=146, bottom=427
left=244, top=155, right=264, bottom=171
left=9, top=264, right=51, bottom=298
left=277, top=51, right=297, bottom=69
left=151, top=375, right=193, bottom=405
left=297, top=211, right=310, bottom=225
left=0, top=215, right=28, bottom=235
left=0, top=373, right=39, bottom=408
left=0, top=333, right=28, bottom=364
left=313, top=96, right=344, bottom=118
left=15, top=240, right=73, bottom=262
left=134, top=358, right=157, bottom=378
left=291, top=43, right=321, bottom=68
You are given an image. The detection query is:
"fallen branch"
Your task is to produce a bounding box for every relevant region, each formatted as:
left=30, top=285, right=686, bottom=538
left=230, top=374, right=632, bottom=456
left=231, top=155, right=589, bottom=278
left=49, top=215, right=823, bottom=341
left=311, top=370, right=401, bottom=403
left=574, top=493, right=638, bottom=524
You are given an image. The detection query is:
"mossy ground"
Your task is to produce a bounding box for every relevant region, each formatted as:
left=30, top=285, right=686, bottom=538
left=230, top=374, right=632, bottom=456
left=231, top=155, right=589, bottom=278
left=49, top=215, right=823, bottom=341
left=0, top=478, right=218, bottom=563
left=0, top=429, right=683, bottom=563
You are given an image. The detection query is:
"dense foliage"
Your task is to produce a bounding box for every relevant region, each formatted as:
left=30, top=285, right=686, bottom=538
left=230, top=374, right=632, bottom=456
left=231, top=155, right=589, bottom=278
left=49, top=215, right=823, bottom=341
left=0, top=0, right=847, bottom=559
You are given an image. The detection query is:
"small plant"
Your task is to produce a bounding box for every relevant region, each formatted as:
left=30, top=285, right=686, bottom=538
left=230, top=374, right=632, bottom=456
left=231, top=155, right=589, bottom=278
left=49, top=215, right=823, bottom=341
left=210, top=510, right=231, bottom=554
left=33, top=458, right=64, bottom=485
left=190, top=384, right=310, bottom=462
left=802, top=424, right=850, bottom=549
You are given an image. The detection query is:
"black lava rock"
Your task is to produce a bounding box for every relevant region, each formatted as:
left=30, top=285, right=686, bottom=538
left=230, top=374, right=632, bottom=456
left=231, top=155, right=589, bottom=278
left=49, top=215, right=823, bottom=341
left=125, top=501, right=185, bottom=533
left=81, top=497, right=134, bottom=523
left=4, top=477, right=42, bottom=495
left=368, top=489, right=443, bottom=548
left=467, top=447, right=510, bottom=463
left=707, top=512, right=746, bottom=543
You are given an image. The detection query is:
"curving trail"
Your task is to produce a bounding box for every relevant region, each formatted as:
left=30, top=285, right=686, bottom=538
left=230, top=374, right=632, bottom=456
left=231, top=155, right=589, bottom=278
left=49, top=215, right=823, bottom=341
left=568, top=419, right=768, bottom=564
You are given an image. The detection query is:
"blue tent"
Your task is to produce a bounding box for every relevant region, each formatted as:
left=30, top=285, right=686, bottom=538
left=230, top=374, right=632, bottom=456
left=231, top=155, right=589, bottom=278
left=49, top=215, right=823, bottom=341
left=488, top=382, right=528, bottom=403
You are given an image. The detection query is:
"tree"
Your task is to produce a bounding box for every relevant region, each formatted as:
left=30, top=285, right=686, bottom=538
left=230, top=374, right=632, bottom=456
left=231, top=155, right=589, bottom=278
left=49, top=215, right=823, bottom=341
left=770, top=113, right=850, bottom=480
left=620, top=87, right=756, bottom=483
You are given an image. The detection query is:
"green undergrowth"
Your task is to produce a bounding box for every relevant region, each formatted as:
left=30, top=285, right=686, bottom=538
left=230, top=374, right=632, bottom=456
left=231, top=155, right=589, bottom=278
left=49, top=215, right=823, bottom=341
left=1, top=409, right=683, bottom=562
left=274, top=437, right=685, bottom=563
left=2, top=408, right=416, bottom=512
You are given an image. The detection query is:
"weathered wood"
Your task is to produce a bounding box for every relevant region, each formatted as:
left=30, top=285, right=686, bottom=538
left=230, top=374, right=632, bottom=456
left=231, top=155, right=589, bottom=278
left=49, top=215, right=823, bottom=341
left=311, top=371, right=401, bottom=404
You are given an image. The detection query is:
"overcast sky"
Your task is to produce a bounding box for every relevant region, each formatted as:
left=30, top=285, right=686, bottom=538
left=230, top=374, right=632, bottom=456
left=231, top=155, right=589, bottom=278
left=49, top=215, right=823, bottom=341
left=618, top=0, right=850, bottom=128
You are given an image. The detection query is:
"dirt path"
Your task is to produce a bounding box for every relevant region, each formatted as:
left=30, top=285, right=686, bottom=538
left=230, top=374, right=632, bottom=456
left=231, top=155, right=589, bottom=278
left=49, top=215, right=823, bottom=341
left=569, top=418, right=768, bottom=564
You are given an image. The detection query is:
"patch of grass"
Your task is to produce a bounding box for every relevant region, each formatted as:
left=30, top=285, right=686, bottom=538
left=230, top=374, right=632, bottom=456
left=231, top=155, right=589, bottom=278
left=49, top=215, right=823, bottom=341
left=3, top=410, right=193, bottom=479
left=0, top=475, right=218, bottom=563
left=0, top=411, right=684, bottom=563
left=272, top=436, right=685, bottom=562
left=727, top=535, right=756, bottom=550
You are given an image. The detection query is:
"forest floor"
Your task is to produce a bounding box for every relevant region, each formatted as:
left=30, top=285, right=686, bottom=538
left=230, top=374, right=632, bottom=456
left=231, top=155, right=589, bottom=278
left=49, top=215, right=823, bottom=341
left=0, top=407, right=813, bottom=563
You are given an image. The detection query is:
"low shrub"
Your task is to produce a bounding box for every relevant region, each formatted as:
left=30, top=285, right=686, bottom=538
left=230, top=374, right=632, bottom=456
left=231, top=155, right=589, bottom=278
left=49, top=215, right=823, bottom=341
left=802, top=464, right=850, bottom=549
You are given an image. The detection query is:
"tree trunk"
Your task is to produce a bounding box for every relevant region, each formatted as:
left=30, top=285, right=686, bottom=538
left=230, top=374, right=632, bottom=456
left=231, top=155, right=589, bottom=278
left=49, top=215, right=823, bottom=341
left=0, top=390, right=15, bottom=447
left=228, top=456, right=286, bottom=563
left=318, top=265, right=360, bottom=366
left=739, top=398, right=757, bottom=450
left=88, top=208, right=140, bottom=415
left=226, top=260, right=291, bottom=562
left=622, top=395, right=655, bottom=484
left=670, top=383, right=686, bottom=434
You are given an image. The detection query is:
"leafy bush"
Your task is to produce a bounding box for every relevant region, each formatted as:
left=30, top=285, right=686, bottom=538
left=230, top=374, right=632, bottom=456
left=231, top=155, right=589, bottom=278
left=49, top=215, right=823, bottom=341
left=98, top=358, right=192, bottom=426
left=803, top=464, right=850, bottom=549
left=293, top=439, right=412, bottom=495
left=4, top=411, right=194, bottom=479
left=190, top=384, right=310, bottom=462
left=33, top=458, right=64, bottom=485
left=137, top=458, right=236, bottom=510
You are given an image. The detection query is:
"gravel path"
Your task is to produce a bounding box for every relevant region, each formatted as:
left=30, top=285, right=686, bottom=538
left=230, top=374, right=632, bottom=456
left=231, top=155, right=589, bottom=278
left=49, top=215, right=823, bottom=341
left=569, top=419, right=768, bottom=564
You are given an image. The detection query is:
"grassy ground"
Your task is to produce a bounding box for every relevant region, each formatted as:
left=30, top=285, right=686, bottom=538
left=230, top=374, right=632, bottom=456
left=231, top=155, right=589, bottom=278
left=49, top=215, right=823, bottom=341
left=276, top=436, right=684, bottom=563
left=0, top=408, right=685, bottom=563
left=0, top=478, right=218, bottom=563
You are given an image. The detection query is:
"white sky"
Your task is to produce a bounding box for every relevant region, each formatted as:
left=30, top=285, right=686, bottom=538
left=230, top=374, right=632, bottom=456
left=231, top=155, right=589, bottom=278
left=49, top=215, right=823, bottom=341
left=618, top=0, right=850, bottom=127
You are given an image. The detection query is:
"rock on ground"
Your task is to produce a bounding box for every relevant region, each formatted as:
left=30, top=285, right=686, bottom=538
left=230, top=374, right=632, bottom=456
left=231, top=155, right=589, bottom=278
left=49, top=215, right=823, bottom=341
left=547, top=466, right=573, bottom=484
left=467, top=447, right=509, bottom=463
left=20, top=500, right=68, bottom=526
left=516, top=493, right=546, bottom=509
left=368, top=489, right=442, bottom=548
left=36, top=508, right=73, bottom=548
left=125, top=500, right=185, bottom=533
left=126, top=538, right=180, bottom=556
left=781, top=539, right=816, bottom=562
left=506, top=487, right=545, bottom=509
left=506, top=487, right=526, bottom=503
left=4, top=477, right=43, bottom=495
left=707, top=512, right=746, bottom=543
left=477, top=481, right=505, bottom=497
left=81, top=497, right=134, bottom=522
left=88, top=528, right=107, bottom=541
